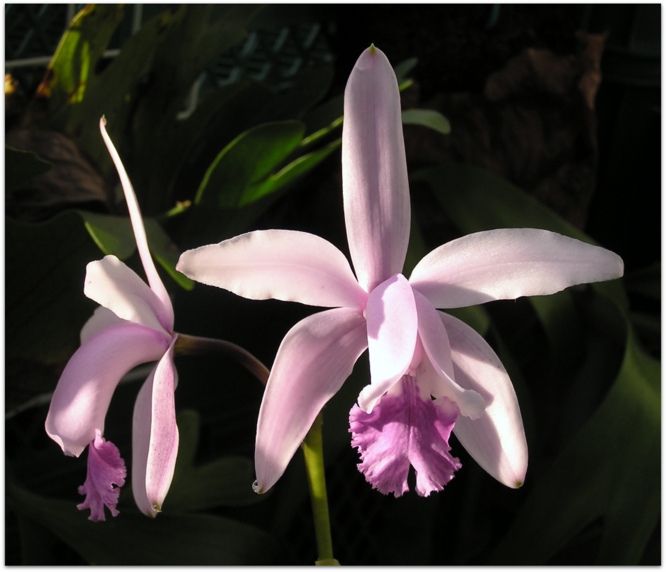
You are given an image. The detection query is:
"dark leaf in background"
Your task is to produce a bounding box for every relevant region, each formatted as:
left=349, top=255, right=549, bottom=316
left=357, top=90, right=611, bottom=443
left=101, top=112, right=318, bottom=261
left=6, top=130, right=111, bottom=221
left=7, top=479, right=279, bottom=565
left=5, top=146, right=53, bottom=195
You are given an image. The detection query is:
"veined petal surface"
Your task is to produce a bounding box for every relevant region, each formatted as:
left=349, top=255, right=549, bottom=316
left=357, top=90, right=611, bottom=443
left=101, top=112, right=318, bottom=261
left=84, top=256, right=172, bottom=335
left=177, top=230, right=367, bottom=309
left=440, top=312, right=528, bottom=487
left=359, top=274, right=418, bottom=412
left=100, top=117, right=174, bottom=327
left=255, top=308, right=368, bottom=493
left=132, top=339, right=179, bottom=517
left=45, top=323, right=170, bottom=457
left=342, top=46, right=411, bottom=292
left=410, top=229, right=624, bottom=309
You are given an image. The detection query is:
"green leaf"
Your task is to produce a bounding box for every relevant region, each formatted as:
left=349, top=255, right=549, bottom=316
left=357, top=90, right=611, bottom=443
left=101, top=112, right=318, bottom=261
left=79, top=211, right=194, bottom=290
left=394, top=57, right=419, bottom=82
left=489, top=300, right=660, bottom=564
left=402, top=109, right=451, bottom=135
left=195, top=121, right=305, bottom=208
left=7, top=480, right=277, bottom=565
left=5, top=147, right=53, bottom=194
left=38, top=5, right=124, bottom=113
left=166, top=410, right=266, bottom=511
left=240, top=138, right=341, bottom=206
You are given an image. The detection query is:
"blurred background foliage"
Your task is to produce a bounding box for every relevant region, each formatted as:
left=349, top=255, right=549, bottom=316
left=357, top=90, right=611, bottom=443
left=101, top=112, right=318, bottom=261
left=5, top=4, right=660, bottom=565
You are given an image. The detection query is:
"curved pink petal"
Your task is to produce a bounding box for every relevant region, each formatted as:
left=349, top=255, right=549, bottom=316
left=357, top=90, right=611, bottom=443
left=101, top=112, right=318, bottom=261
left=254, top=308, right=368, bottom=493
left=80, top=307, right=127, bottom=345
left=100, top=117, right=174, bottom=329
left=177, top=230, right=367, bottom=310
left=342, top=46, right=411, bottom=292
left=440, top=312, right=528, bottom=488
left=413, top=289, right=486, bottom=419
left=410, top=229, right=624, bottom=309
left=84, top=256, right=171, bottom=336
left=132, top=338, right=179, bottom=517
left=45, top=323, right=170, bottom=457
left=359, top=274, right=418, bottom=412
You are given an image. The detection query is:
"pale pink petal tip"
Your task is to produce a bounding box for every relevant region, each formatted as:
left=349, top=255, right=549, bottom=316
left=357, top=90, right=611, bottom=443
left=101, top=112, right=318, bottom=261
left=76, top=430, right=127, bottom=522
left=349, top=377, right=461, bottom=497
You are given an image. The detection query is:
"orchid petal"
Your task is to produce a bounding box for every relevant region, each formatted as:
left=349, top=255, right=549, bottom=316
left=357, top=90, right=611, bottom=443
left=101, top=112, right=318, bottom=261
left=80, top=306, right=127, bottom=344
left=132, top=338, right=179, bottom=517
left=410, top=229, right=624, bottom=309
left=350, top=377, right=461, bottom=497
left=412, top=289, right=486, bottom=419
left=177, top=230, right=367, bottom=310
left=76, top=430, right=127, bottom=521
left=359, top=274, right=418, bottom=412
left=440, top=312, right=528, bottom=488
left=342, top=46, right=411, bottom=292
left=254, top=308, right=368, bottom=493
left=45, top=324, right=170, bottom=457
left=84, top=255, right=171, bottom=335
left=99, top=117, right=174, bottom=328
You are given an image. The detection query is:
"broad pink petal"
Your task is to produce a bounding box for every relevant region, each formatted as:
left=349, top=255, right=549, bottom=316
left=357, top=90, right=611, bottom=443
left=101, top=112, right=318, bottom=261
left=254, top=308, right=368, bottom=493
left=80, top=307, right=127, bottom=344
left=84, top=256, right=171, bottom=336
left=342, top=46, right=411, bottom=292
left=77, top=430, right=127, bottom=521
left=440, top=312, right=528, bottom=487
left=410, top=229, right=624, bottom=309
left=177, top=230, right=367, bottom=310
left=350, top=376, right=461, bottom=497
left=100, top=117, right=174, bottom=328
left=359, top=274, right=418, bottom=412
left=45, top=323, right=170, bottom=457
left=132, top=339, right=179, bottom=517
left=413, top=289, right=486, bottom=419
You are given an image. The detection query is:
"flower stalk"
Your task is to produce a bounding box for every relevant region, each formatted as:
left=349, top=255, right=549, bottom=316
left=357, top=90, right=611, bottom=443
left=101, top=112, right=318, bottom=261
left=174, top=333, right=269, bottom=385
left=301, top=412, right=339, bottom=566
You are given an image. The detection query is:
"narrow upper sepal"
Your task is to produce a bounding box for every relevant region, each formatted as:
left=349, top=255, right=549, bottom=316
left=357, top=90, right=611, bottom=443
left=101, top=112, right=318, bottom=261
left=342, top=46, right=411, bottom=292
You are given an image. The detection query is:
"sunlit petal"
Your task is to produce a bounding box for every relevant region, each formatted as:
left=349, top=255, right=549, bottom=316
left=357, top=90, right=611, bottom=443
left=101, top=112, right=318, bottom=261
left=359, top=274, right=418, bottom=412
left=100, top=117, right=174, bottom=328
left=413, top=289, right=486, bottom=419
left=132, top=339, right=179, bottom=517
left=84, top=256, right=171, bottom=336
left=254, top=308, right=368, bottom=493
left=177, top=230, right=367, bottom=309
left=440, top=312, right=528, bottom=488
left=342, top=46, right=411, bottom=292
left=45, top=323, right=169, bottom=457
left=410, top=229, right=624, bottom=309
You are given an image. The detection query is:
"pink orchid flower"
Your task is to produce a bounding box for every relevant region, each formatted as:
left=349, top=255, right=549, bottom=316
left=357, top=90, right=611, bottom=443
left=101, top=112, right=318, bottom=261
left=45, top=118, right=179, bottom=520
left=176, top=46, right=624, bottom=497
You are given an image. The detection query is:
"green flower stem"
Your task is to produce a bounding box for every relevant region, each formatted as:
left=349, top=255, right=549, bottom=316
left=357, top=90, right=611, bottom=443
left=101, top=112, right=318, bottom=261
left=301, top=412, right=339, bottom=566
left=174, top=333, right=269, bottom=385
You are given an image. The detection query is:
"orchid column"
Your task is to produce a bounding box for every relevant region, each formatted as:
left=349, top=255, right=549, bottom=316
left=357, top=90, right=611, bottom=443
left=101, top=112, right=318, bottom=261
left=177, top=43, right=623, bottom=549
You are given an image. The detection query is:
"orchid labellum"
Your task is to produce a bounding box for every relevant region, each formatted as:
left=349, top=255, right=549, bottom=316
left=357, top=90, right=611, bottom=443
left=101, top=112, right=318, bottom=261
left=177, top=46, right=623, bottom=497
left=45, top=118, right=179, bottom=520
